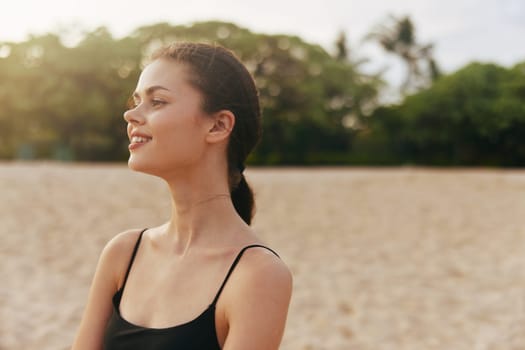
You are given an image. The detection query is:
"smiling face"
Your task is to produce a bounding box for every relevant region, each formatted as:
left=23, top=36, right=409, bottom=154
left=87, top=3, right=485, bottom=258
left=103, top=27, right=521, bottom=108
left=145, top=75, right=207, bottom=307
left=124, top=59, right=214, bottom=177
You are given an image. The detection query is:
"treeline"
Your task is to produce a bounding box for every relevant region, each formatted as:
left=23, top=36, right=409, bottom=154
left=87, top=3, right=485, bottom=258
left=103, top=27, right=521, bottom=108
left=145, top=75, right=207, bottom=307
left=0, top=20, right=523, bottom=166
left=357, top=62, right=525, bottom=166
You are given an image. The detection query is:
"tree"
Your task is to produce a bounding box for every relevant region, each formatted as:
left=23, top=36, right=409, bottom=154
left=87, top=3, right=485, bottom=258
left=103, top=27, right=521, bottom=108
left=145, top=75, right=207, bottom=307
left=366, top=14, right=440, bottom=94
left=361, top=61, right=525, bottom=166
left=335, top=31, right=348, bottom=61
left=0, top=21, right=381, bottom=164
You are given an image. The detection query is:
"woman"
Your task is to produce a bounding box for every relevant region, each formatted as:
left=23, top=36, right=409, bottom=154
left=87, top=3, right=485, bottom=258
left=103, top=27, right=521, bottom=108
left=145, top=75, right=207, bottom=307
left=72, top=42, right=292, bottom=350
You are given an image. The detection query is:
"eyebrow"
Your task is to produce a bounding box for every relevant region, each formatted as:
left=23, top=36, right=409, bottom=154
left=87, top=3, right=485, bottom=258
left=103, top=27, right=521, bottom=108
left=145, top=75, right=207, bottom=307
left=132, top=85, right=171, bottom=99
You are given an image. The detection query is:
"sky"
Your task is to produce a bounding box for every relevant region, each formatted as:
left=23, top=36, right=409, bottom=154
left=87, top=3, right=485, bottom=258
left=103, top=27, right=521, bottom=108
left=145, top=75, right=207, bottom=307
left=1, top=0, right=524, bottom=87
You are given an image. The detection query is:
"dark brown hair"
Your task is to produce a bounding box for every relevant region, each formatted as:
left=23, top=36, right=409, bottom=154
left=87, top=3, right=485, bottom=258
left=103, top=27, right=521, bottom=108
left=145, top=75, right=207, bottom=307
left=151, top=42, right=262, bottom=225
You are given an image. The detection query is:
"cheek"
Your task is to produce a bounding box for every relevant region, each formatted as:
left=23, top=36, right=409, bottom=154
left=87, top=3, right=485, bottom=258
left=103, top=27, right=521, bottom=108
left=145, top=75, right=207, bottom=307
left=152, top=111, right=207, bottom=160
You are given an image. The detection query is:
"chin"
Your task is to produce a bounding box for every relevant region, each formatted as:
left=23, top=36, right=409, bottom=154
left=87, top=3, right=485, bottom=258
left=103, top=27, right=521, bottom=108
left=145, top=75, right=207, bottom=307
left=128, top=156, right=153, bottom=174
left=127, top=156, right=170, bottom=180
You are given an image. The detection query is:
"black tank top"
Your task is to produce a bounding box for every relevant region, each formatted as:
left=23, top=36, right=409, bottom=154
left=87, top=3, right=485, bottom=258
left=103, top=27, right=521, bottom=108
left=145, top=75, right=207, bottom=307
left=103, top=229, right=279, bottom=350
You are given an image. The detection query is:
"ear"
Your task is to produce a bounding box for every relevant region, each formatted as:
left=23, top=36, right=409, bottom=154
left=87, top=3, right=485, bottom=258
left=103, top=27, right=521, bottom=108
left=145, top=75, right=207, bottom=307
left=206, top=110, right=235, bottom=144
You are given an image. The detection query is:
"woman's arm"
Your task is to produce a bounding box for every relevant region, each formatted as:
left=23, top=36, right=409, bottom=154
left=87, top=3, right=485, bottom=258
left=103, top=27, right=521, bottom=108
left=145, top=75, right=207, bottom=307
left=71, top=230, right=141, bottom=350
left=222, top=250, right=293, bottom=350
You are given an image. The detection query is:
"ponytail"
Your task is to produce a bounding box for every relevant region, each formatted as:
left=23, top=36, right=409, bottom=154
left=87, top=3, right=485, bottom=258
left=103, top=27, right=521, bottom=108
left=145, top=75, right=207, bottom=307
left=231, top=174, right=255, bottom=225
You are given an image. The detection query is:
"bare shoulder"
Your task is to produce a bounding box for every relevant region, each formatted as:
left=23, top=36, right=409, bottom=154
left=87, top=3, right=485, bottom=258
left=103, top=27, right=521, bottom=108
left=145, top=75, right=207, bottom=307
left=220, top=246, right=293, bottom=349
left=71, top=228, right=145, bottom=349
left=103, top=228, right=144, bottom=255
left=99, top=228, right=145, bottom=288
left=225, top=245, right=293, bottom=308
left=230, top=230, right=292, bottom=286
left=237, top=246, right=292, bottom=284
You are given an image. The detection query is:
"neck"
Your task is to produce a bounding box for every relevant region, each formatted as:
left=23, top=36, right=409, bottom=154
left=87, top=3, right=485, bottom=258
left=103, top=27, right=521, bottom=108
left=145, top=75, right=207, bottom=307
left=161, top=174, right=242, bottom=254
left=191, top=193, right=231, bottom=207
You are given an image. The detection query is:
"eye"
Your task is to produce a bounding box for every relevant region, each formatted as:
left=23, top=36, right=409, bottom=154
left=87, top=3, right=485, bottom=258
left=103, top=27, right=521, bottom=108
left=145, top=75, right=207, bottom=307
left=151, top=99, right=166, bottom=107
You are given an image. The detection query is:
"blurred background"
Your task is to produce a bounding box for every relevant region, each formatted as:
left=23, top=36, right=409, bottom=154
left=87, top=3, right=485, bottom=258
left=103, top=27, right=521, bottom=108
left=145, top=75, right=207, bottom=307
left=0, top=0, right=524, bottom=166
left=1, top=1, right=525, bottom=350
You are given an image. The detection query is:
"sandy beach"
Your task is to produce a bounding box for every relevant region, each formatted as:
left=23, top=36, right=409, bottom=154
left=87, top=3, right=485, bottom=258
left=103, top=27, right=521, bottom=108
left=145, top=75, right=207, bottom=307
left=1, top=163, right=524, bottom=349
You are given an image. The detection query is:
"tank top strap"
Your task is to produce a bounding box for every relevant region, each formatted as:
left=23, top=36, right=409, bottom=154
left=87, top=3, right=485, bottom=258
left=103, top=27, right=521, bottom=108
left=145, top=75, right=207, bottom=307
left=211, top=244, right=280, bottom=306
left=120, top=228, right=147, bottom=293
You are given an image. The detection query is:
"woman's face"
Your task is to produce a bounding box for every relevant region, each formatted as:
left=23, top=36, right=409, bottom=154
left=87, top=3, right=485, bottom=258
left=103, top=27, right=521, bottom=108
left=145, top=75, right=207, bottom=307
left=124, top=59, right=213, bottom=177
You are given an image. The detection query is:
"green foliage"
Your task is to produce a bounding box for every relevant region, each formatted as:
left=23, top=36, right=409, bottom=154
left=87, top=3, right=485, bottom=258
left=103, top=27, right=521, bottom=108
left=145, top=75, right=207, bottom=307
left=0, top=29, right=141, bottom=160
left=360, top=61, right=525, bottom=166
left=1, top=20, right=522, bottom=166
left=0, top=21, right=379, bottom=163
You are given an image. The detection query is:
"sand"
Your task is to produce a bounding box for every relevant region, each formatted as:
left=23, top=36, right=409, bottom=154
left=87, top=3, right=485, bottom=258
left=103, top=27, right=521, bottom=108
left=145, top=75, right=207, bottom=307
left=1, top=163, right=524, bottom=350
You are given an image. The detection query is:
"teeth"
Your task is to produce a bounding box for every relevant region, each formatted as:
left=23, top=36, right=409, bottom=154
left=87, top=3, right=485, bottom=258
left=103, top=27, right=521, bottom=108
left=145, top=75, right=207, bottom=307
left=131, top=136, right=152, bottom=143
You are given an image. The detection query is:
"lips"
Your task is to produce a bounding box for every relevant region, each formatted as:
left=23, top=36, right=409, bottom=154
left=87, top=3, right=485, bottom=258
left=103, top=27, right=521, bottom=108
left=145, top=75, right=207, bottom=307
left=130, top=136, right=152, bottom=144
left=128, top=132, right=152, bottom=150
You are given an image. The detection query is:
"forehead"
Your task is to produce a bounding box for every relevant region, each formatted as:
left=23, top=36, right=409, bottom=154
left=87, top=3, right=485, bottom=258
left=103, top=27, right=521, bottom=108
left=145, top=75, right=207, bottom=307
left=136, top=59, right=190, bottom=92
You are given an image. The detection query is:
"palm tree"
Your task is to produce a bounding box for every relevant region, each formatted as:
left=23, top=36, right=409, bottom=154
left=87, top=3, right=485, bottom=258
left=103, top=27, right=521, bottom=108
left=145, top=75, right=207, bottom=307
left=335, top=31, right=348, bottom=61
left=366, top=15, right=440, bottom=94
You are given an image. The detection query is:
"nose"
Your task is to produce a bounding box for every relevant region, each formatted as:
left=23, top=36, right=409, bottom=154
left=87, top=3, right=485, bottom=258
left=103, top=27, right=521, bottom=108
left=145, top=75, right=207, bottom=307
left=123, top=107, right=145, bottom=125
